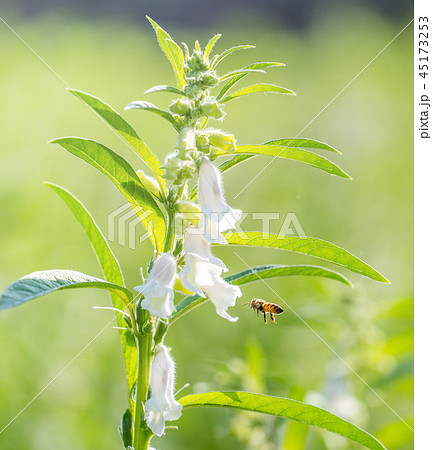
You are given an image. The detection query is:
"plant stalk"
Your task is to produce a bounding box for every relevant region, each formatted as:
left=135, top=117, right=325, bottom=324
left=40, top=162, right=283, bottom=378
left=133, top=332, right=153, bottom=449
left=163, top=208, right=176, bottom=253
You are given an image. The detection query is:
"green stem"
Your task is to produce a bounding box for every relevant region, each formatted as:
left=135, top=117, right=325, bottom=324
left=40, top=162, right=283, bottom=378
left=163, top=208, right=176, bottom=253
left=133, top=332, right=153, bottom=449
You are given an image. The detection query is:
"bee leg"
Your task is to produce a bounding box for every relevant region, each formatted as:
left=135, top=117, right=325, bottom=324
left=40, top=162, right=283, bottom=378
left=270, top=313, right=276, bottom=324
left=256, top=310, right=259, bottom=317
left=263, top=312, right=268, bottom=325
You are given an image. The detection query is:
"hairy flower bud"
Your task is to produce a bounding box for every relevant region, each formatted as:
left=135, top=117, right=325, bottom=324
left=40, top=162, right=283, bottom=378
left=136, top=170, right=161, bottom=198
left=200, top=98, right=225, bottom=120
left=169, top=98, right=191, bottom=116
left=207, top=128, right=236, bottom=153
left=176, top=200, right=201, bottom=233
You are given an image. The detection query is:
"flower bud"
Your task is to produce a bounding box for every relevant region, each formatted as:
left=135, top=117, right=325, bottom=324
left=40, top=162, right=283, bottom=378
left=174, top=127, right=196, bottom=156
left=136, top=170, right=161, bottom=197
left=200, top=98, right=225, bottom=120
left=195, top=132, right=210, bottom=154
left=169, top=98, right=191, bottom=116
left=162, top=153, right=196, bottom=185
left=207, top=129, right=236, bottom=153
left=176, top=200, right=201, bottom=231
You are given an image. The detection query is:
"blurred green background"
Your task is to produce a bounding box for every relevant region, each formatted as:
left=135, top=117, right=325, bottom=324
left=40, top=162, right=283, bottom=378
left=0, top=3, right=413, bottom=450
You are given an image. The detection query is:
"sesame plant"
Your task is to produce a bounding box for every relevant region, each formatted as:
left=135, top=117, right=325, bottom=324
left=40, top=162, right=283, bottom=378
left=0, top=17, right=390, bottom=450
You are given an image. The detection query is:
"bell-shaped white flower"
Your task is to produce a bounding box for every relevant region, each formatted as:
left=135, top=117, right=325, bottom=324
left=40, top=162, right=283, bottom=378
left=179, top=227, right=241, bottom=322
left=144, top=344, right=182, bottom=436
left=134, top=253, right=176, bottom=319
left=203, top=276, right=242, bottom=322
left=198, top=156, right=242, bottom=244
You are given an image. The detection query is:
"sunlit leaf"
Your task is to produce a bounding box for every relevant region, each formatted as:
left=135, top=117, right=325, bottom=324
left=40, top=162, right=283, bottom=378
left=204, top=34, right=222, bottom=60
left=147, top=16, right=185, bottom=89
left=45, top=182, right=137, bottom=398
left=217, top=62, right=285, bottom=99
left=265, top=137, right=341, bottom=154
left=179, top=392, right=387, bottom=450
left=171, top=264, right=352, bottom=323
left=213, top=144, right=350, bottom=178
left=223, top=232, right=389, bottom=283
left=143, top=85, right=185, bottom=96
left=52, top=137, right=166, bottom=252
left=68, top=89, right=164, bottom=184
left=211, top=45, right=255, bottom=69
left=221, top=83, right=295, bottom=103
left=0, top=269, right=133, bottom=310
left=125, top=101, right=180, bottom=131
left=219, top=68, right=266, bottom=82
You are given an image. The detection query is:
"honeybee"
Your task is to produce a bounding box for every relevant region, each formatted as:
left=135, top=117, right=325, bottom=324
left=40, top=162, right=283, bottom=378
left=243, top=298, right=284, bottom=325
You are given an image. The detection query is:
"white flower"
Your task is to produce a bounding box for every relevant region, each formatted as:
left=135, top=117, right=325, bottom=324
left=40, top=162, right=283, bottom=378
left=144, top=344, right=183, bottom=436
left=198, top=156, right=242, bottom=244
left=179, top=228, right=241, bottom=322
left=134, top=253, right=176, bottom=319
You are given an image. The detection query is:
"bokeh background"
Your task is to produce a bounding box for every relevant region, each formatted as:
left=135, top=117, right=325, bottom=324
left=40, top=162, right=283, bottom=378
left=0, top=1, right=413, bottom=449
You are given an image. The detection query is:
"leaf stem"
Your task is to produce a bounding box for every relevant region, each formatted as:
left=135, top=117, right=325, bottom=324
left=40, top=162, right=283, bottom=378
left=133, top=332, right=153, bottom=449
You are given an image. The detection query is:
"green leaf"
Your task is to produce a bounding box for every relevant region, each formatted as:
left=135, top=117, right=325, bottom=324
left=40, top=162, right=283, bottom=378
left=223, top=232, right=390, bottom=283
left=119, top=409, right=133, bottom=449
left=265, top=137, right=341, bottom=154
left=179, top=392, right=387, bottom=450
left=217, top=62, right=285, bottom=100
left=204, top=34, right=222, bottom=60
left=171, top=264, right=352, bottom=323
left=143, top=85, right=185, bottom=96
left=221, top=83, right=295, bottom=103
left=45, top=182, right=137, bottom=397
left=68, top=89, right=163, bottom=181
left=219, top=68, right=266, bottom=82
left=210, top=45, right=255, bottom=69
left=52, top=137, right=166, bottom=253
left=214, top=144, right=350, bottom=179
left=125, top=101, right=180, bottom=131
left=218, top=154, right=255, bottom=174
left=147, top=16, right=185, bottom=89
left=0, top=269, right=133, bottom=311
left=224, top=264, right=352, bottom=286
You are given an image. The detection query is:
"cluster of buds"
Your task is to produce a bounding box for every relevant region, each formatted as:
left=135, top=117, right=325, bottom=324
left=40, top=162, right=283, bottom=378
left=162, top=127, right=236, bottom=186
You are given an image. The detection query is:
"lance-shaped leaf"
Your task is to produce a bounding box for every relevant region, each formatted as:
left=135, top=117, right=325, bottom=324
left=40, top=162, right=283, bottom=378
left=179, top=392, right=387, bottom=450
left=211, top=45, right=255, bottom=69
left=143, top=85, right=185, bottom=96
left=52, top=137, right=166, bottom=252
left=219, top=68, right=266, bottom=82
left=0, top=270, right=133, bottom=311
left=125, top=101, right=180, bottom=132
left=265, top=137, right=341, bottom=154
left=45, top=183, right=137, bottom=397
left=171, top=264, right=352, bottom=323
left=204, top=34, right=222, bottom=60
left=213, top=144, right=350, bottom=179
left=221, top=83, right=295, bottom=103
left=68, top=89, right=163, bottom=186
left=147, top=16, right=185, bottom=89
left=223, top=232, right=389, bottom=283
left=217, top=61, right=285, bottom=100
